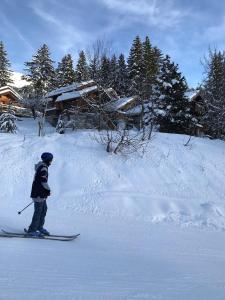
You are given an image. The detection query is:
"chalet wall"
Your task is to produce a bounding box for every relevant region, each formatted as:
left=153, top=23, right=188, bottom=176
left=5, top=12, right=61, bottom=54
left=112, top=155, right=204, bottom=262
left=45, top=82, right=141, bottom=130
left=54, top=92, right=99, bottom=112
left=0, top=94, right=22, bottom=107
left=0, top=95, right=10, bottom=105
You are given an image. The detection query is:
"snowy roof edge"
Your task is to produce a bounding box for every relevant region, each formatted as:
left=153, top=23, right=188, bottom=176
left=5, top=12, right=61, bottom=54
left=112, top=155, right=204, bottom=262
left=46, top=80, right=96, bottom=98
left=0, top=85, right=22, bottom=100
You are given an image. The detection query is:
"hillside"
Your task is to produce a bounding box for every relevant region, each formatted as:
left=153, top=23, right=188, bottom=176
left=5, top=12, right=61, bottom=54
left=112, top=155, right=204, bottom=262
left=1, top=118, right=225, bottom=228
left=1, top=118, right=225, bottom=299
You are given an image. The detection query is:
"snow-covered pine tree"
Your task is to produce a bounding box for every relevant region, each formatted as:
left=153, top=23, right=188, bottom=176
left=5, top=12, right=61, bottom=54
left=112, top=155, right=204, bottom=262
left=18, top=84, right=40, bottom=118
left=153, top=55, right=190, bottom=134
left=127, top=36, right=143, bottom=96
left=142, top=37, right=161, bottom=100
left=56, top=54, right=76, bottom=87
left=142, top=41, right=163, bottom=131
left=0, top=111, right=17, bottom=133
left=56, top=117, right=65, bottom=134
left=99, top=55, right=111, bottom=88
left=109, top=54, right=118, bottom=91
left=75, top=51, right=90, bottom=83
left=202, top=49, right=225, bottom=138
left=23, top=44, right=55, bottom=98
left=0, top=41, right=13, bottom=87
left=89, top=55, right=99, bottom=83
left=116, top=54, right=129, bottom=96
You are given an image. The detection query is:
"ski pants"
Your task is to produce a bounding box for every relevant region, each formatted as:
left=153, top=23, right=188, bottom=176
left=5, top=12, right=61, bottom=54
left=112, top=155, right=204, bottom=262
left=28, top=200, right=47, bottom=232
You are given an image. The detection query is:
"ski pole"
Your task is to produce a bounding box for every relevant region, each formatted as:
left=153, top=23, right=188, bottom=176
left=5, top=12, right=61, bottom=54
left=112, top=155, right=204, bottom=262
left=18, top=201, right=33, bottom=215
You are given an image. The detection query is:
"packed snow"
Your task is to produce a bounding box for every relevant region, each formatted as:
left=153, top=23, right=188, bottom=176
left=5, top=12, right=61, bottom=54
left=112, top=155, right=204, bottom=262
left=1, top=118, right=225, bottom=299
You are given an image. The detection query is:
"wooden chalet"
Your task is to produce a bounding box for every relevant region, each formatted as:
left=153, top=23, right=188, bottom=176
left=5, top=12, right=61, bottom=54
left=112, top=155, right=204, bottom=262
left=185, top=89, right=205, bottom=136
left=45, top=80, right=142, bottom=129
left=45, top=80, right=99, bottom=125
left=100, top=87, right=119, bottom=103
left=104, top=95, right=142, bottom=129
left=0, top=85, right=22, bottom=106
left=0, top=85, right=31, bottom=117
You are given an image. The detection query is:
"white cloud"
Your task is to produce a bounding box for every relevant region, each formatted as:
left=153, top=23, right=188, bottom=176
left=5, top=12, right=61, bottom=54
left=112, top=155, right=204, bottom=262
left=11, top=72, right=29, bottom=88
left=29, top=2, right=92, bottom=54
left=100, top=0, right=188, bottom=29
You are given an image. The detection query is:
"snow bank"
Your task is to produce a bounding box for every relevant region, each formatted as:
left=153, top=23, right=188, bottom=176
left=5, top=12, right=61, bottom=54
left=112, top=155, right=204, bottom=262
left=1, top=118, right=225, bottom=230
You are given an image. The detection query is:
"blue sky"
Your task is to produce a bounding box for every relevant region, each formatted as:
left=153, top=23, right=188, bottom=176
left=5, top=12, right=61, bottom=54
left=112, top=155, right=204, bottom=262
left=0, top=0, right=225, bottom=87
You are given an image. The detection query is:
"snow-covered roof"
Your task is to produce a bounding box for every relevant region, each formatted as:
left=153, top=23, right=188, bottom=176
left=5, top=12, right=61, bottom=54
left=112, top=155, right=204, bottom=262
left=0, top=85, right=22, bottom=100
left=45, top=107, right=57, bottom=112
left=104, top=88, right=119, bottom=101
left=56, top=91, right=80, bottom=102
left=185, top=90, right=200, bottom=101
left=46, top=80, right=96, bottom=98
left=77, top=80, right=96, bottom=89
left=45, top=97, right=53, bottom=103
left=105, top=96, right=137, bottom=111
left=56, top=85, right=98, bottom=102
left=46, top=83, right=79, bottom=98
left=123, top=105, right=142, bottom=116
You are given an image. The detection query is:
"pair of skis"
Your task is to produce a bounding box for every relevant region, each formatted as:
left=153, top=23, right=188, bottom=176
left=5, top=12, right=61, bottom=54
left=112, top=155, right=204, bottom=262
left=0, top=229, right=80, bottom=242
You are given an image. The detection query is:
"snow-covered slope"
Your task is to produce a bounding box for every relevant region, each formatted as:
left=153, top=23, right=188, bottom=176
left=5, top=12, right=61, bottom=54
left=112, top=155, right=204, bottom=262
left=1, top=118, right=225, bottom=300
left=1, top=118, right=225, bottom=229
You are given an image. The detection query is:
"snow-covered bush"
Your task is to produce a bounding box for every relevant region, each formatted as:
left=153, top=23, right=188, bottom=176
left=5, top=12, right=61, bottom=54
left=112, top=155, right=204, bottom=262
left=56, top=111, right=78, bottom=134
left=56, top=118, right=65, bottom=134
left=96, top=128, right=151, bottom=155
left=0, top=112, right=17, bottom=133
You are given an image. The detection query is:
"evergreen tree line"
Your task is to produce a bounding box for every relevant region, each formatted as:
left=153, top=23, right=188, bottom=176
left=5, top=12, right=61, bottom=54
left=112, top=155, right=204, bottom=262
left=0, top=38, right=198, bottom=135
left=201, top=48, right=225, bottom=139
left=0, top=37, right=188, bottom=95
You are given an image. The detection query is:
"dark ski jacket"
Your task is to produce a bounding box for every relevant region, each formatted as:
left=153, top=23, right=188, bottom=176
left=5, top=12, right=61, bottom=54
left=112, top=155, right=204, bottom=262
left=30, top=161, right=51, bottom=198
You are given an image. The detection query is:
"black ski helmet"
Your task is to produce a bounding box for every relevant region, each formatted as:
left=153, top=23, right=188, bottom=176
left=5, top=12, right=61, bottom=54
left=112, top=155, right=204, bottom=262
left=41, top=152, right=53, bottom=163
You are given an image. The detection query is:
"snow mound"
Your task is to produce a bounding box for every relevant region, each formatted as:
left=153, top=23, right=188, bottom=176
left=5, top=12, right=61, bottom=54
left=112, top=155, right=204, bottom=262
left=1, top=118, right=225, bottom=230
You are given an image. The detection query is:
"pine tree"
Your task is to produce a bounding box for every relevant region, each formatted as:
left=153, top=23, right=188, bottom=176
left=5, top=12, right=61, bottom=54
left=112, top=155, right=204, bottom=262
left=153, top=55, right=189, bottom=134
left=202, top=49, right=225, bottom=138
left=127, top=36, right=143, bottom=96
left=109, top=54, right=118, bottom=91
left=23, top=44, right=55, bottom=97
left=142, top=37, right=161, bottom=100
left=89, top=56, right=99, bottom=83
left=56, top=54, right=76, bottom=87
left=99, top=55, right=111, bottom=88
left=0, top=41, right=13, bottom=87
left=56, top=117, right=65, bottom=134
left=116, top=54, right=129, bottom=96
left=0, top=111, right=17, bottom=133
left=75, top=51, right=90, bottom=82
left=143, top=45, right=163, bottom=128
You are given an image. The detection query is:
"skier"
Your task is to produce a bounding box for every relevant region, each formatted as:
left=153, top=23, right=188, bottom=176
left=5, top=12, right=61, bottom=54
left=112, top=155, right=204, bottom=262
left=27, top=152, right=53, bottom=237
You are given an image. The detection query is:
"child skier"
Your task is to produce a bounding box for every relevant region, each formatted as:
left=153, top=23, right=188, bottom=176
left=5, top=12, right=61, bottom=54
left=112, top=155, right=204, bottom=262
left=27, top=152, right=53, bottom=237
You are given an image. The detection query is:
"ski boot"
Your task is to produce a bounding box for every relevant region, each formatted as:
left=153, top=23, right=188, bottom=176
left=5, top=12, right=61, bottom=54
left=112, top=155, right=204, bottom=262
left=26, top=230, right=44, bottom=238
left=38, top=228, right=50, bottom=236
